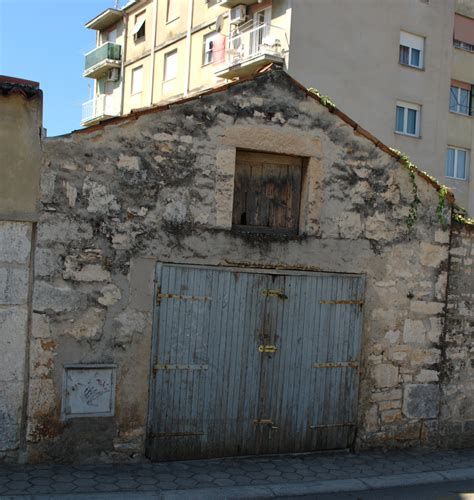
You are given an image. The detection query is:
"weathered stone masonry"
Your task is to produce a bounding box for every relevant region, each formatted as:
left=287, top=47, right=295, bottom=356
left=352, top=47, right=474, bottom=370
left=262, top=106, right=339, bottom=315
left=1, top=70, right=473, bottom=462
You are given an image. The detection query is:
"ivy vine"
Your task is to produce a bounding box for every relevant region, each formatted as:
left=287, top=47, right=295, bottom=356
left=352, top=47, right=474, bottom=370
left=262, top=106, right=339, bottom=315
left=307, top=87, right=336, bottom=110
left=390, top=148, right=421, bottom=230
left=436, top=185, right=449, bottom=225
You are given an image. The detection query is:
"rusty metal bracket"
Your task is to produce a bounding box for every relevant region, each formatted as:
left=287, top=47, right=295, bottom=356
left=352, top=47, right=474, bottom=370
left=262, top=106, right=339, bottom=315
left=313, top=361, right=359, bottom=369
left=153, top=364, right=208, bottom=373
left=261, top=289, right=288, bottom=299
left=320, top=300, right=364, bottom=305
left=253, top=419, right=278, bottom=429
left=156, top=292, right=211, bottom=305
left=258, top=345, right=278, bottom=353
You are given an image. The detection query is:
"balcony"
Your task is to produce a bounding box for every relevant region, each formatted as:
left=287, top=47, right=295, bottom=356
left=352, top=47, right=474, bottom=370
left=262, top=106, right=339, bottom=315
left=215, top=21, right=288, bottom=80
left=217, top=0, right=258, bottom=6
left=81, top=95, right=120, bottom=126
left=83, top=42, right=121, bottom=79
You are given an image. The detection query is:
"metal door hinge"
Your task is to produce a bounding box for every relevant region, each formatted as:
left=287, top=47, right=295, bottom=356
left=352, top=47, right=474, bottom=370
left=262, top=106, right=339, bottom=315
left=261, top=289, right=288, bottom=299
left=258, top=345, right=278, bottom=353
left=253, top=419, right=278, bottom=429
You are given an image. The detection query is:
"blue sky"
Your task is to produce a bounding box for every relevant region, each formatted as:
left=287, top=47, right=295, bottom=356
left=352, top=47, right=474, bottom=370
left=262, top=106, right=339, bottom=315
left=0, top=0, right=120, bottom=136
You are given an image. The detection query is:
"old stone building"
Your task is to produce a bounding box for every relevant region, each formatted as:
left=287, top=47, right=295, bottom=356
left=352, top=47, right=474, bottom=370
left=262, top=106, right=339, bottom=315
left=1, top=69, right=473, bottom=463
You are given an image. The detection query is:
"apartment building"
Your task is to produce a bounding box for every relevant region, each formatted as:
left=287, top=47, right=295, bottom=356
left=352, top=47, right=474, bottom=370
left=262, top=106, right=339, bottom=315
left=82, top=0, right=474, bottom=214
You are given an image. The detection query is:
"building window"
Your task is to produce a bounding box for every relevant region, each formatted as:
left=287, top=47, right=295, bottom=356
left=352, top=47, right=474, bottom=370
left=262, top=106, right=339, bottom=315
left=203, top=32, right=218, bottom=65
left=164, top=50, right=178, bottom=81
left=395, top=101, right=421, bottom=137
left=446, top=147, right=469, bottom=180
left=131, top=66, right=143, bottom=95
left=132, top=12, right=146, bottom=42
left=454, top=13, right=474, bottom=53
left=167, top=0, right=180, bottom=23
left=399, top=31, right=424, bottom=69
left=449, top=84, right=471, bottom=115
left=232, top=151, right=303, bottom=235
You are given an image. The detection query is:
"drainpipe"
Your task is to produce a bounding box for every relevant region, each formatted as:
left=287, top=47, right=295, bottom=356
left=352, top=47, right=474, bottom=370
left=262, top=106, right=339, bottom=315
left=119, top=11, right=128, bottom=116
left=149, top=0, right=158, bottom=106
left=183, top=0, right=194, bottom=96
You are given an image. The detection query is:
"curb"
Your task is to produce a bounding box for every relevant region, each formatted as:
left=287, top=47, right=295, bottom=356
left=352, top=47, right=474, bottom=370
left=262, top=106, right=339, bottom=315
left=2, top=468, right=474, bottom=499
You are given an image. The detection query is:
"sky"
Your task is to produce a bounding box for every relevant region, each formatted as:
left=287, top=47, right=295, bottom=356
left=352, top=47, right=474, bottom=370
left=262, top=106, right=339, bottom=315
left=0, top=0, right=122, bottom=136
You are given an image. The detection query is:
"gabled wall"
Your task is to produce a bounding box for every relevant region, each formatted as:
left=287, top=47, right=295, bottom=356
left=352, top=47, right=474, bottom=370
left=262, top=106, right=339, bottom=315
left=5, top=70, right=469, bottom=462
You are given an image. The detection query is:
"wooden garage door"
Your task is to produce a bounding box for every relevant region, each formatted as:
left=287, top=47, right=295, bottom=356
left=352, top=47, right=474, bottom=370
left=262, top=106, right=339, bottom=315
left=146, top=264, right=365, bottom=460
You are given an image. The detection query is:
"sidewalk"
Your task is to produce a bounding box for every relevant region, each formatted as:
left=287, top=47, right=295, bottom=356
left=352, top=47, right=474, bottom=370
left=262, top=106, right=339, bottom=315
left=0, top=447, right=473, bottom=499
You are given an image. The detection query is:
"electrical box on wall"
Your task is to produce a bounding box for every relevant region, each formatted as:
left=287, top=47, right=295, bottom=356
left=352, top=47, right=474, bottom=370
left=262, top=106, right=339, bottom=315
left=61, top=364, right=117, bottom=419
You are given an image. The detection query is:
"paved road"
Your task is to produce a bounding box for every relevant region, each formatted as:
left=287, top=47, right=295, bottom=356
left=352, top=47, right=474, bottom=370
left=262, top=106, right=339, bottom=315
left=0, top=447, right=473, bottom=498
left=281, top=479, right=474, bottom=499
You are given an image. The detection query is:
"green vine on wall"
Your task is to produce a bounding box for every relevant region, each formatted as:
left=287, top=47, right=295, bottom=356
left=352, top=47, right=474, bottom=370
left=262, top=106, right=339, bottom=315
left=436, top=185, right=449, bottom=225
left=390, top=148, right=421, bottom=229
left=307, top=87, right=336, bottom=110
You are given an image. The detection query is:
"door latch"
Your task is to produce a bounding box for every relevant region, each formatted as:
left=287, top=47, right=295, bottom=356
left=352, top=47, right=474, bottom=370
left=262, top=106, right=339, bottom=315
left=253, top=419, right=279, bottom=430
left=258, top=345, right=278, bottom=353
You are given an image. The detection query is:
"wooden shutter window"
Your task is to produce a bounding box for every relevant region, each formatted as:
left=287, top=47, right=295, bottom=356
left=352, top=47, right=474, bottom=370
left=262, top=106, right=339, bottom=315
left=232, top=151, right=302, bottom=235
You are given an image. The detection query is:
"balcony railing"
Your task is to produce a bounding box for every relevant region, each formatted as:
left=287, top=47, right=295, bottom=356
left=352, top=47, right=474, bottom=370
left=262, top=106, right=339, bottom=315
left=84, top=42, right=122, bottom=79
left=81, top=95, right=120, bottom=126
left=216, top=21, right=288, bottom=79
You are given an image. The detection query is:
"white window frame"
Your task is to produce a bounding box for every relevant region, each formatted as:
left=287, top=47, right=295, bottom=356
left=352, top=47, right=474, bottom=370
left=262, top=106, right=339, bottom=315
left=166, top=0, right=180, bottom=23
left=132, top=12, right=146, bottom=42
left=395, top=101, right=421, bottom=137
left=164, top=50, right=178, bottom=81
left=446, top=146, right=469, bottom=180
left=449, top=85, right=471, bottom=115
left=399, top=31, right=424, bottom=69
left=131, top=65, right=143, bottom=95
left=203, top=32, right=218, bottom=65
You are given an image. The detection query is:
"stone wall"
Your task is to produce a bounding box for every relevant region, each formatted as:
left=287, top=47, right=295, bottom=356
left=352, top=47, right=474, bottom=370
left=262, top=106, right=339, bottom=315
left=0, top=223, right=33, bottom=462
left=440, top=222, right=474, bottom=446
left=21, top=70, right=466, bottom=462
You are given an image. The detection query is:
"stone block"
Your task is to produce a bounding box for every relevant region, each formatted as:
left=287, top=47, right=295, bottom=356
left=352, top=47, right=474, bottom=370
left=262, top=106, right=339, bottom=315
left=31, top=313, right=51, bottom=338
left=0, top=267, right=29, bottom=305
left=50, top=307, right=105, bottom=340
left=373, top=364, right=399, bottom=388
left=37, top=215, right=93, bottom=244
left=434, top=229, right=450, bottom=244
left=420, top=243, right=448, bottom=267
left=0, top=382, right=23, bottom=451
left=371, top=389, right=402, bottom=402
left=0, top=307, right=28, bottom=351
left=35, top=248, right=59, bottom=277
left=384, top=330, right=400, bottom=344
left=416, top=369, right=439, bottom=383
left=410, top=301, right=444, bottom=316
left=0, top=222, right=31, bottom=264
left=403, top=319, right=427, bottom=344
left=403, top=384, right=439, bottom=419
left=33, top=281, right=83, bottom=313
left=63, top=262, right=111, bottom=282
left=381, top=409, right=402, bottom=424
left=98, top=284, right=122, bottom=306
left=83, top=178, right=120, bottom=214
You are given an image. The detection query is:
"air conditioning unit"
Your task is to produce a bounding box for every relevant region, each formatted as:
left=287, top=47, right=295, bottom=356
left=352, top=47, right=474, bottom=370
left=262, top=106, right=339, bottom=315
left=230, top=5, right=246, bottom=24
left=107, top=68, right=120, bottom=82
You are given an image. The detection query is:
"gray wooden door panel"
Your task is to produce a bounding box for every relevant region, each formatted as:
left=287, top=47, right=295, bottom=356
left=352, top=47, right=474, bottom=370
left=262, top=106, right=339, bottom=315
left=147, top=264, right=364, bottom=460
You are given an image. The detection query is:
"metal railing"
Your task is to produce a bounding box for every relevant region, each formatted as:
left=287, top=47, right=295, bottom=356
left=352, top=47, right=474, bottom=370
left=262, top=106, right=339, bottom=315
left=84, top=42, right=121, bottom=72
left=82, top=95, right=120, bottom=124
left=225, top=21, right=288, bottom=67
